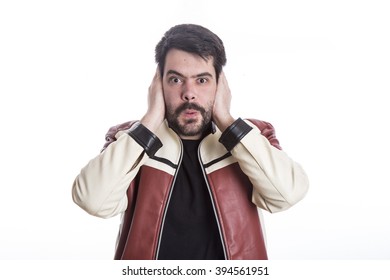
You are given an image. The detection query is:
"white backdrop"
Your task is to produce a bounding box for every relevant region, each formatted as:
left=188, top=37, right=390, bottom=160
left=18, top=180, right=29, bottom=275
left=1, top=0, right=389, bottom=259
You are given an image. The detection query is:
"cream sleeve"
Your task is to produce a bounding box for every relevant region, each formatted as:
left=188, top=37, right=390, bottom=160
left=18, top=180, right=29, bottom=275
left=72, top=131, right=148, bottom=218
left=231, top=121, right=309, bottom=213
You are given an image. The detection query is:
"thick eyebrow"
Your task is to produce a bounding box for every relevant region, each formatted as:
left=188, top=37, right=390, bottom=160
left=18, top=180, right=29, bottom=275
left=166, top=70, right=185, bottom=78
left=195, top=72, right=214, bottom=78
left=166, top=70, right=214, bottom=79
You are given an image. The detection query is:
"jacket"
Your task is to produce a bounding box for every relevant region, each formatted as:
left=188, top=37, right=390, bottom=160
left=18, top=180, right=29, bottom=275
left=72, top=118, right=309, bottom=259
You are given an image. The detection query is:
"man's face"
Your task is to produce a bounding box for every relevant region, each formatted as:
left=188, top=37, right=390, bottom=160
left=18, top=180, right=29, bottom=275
left=162, top=49, right=217, bottom=140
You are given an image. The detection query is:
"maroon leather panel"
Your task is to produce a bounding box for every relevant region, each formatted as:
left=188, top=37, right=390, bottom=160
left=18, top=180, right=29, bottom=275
left=119, top=166, right=174, bottom=259
left=207, top=163, right=268, bottom=260
left=114, top=177, right=138, bottom=260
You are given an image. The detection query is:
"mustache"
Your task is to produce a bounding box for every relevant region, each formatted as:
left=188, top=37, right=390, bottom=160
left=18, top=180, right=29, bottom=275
left=174, top=102, right=206, bottom=115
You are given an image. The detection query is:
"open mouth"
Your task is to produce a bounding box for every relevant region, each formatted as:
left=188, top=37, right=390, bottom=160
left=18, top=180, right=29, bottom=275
left=183, top=109, right=199, bottom=117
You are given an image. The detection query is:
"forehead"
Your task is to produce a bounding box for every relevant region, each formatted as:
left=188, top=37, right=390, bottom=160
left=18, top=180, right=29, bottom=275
left=164, top=49, right=215, bottom=77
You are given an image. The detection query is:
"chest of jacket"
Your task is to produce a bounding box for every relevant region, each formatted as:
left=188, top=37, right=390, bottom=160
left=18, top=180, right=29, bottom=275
left=114, top=127, right=267, bottom=260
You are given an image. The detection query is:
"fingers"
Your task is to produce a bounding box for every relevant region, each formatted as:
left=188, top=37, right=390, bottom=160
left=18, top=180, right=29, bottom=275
left=149, top=67, right=164, bottom=106
left=218, top=71, right=226, bottom=83
left=216, top=71, right=230, bottom=97
left=150, top=67, right=162, bottom=90
left=141, top=68, right=165, bottom=132
left=213, top=71, right=234, bottom=131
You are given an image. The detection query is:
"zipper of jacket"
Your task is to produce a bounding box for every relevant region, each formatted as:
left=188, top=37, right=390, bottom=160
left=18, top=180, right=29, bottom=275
left=154, top=139, right=184, bottom=260
left=197, top=144, right=228, bottom=260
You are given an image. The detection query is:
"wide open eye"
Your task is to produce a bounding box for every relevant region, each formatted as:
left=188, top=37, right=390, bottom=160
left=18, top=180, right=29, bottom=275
left=197, top=77, right=208, bottom=84
left=168, top=76, right=182, bottom=84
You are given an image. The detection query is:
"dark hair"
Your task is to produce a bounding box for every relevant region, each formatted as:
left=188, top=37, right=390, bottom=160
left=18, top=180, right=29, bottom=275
left=155, top=24, right=227, bottom=80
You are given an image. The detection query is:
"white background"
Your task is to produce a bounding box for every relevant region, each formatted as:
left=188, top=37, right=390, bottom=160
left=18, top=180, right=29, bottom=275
left=0, top=0, right=389, bottom=260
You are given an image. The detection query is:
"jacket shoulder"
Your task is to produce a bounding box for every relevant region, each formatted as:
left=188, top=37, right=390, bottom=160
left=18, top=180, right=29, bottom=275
left=101, top=120, right=138, bottom=152
left=245, top=119, right=282, bottom=150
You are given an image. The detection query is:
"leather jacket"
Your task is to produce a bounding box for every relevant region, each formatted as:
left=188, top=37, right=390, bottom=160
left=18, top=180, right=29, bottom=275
left=72, top=118, right=309, bottom=259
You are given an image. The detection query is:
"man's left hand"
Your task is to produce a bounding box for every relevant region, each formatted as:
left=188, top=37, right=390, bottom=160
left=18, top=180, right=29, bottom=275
left=213, top=71, right=235, bottom=132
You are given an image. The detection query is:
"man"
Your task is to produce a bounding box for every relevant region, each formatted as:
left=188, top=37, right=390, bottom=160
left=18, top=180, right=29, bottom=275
left=72, top=24, right=309, bottom=260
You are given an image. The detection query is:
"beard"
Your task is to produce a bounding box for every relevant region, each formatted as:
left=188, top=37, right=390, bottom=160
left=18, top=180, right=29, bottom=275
left=166, top=102, right=212, bottom=138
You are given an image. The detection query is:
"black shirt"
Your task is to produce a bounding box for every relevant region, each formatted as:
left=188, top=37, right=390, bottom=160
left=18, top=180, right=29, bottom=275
left=158, top=139, right=225, bottom=260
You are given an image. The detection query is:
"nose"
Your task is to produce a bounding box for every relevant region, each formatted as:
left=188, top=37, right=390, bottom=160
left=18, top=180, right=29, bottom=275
left=182, top=81, right=196, bottom=101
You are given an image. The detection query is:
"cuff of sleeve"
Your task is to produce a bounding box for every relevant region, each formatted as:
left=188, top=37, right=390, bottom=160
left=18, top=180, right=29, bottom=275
left=219, top=118, right=253, bottom=151
left=127, top=122, right=163, bottom=157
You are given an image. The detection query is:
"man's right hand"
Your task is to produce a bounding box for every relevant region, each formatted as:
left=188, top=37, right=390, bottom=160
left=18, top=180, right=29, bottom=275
left=140, top=69, right=165, bottom=133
